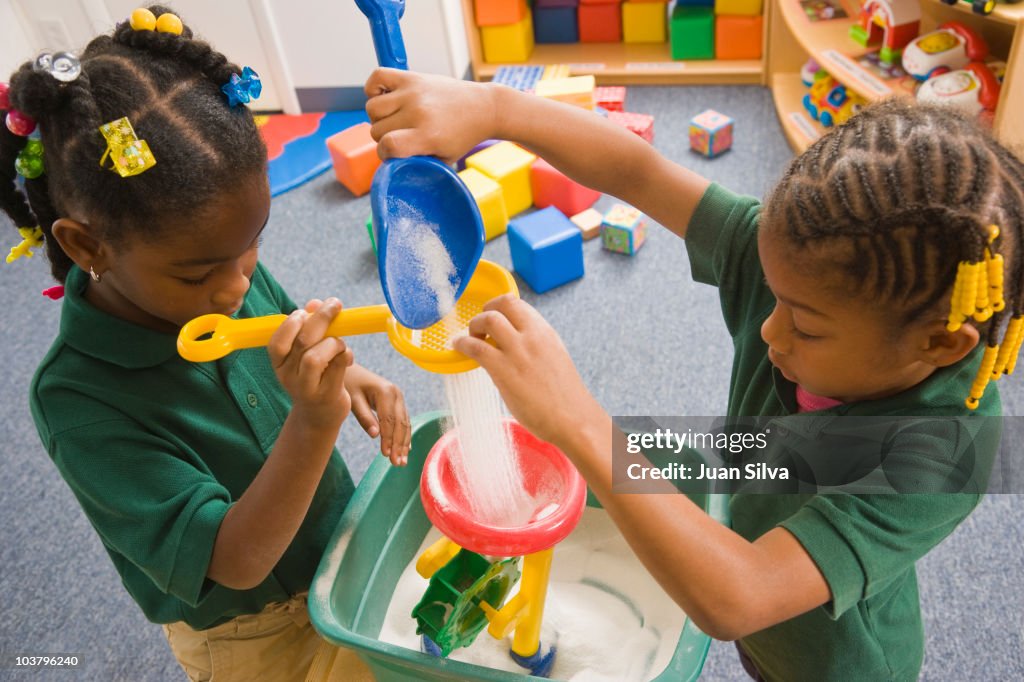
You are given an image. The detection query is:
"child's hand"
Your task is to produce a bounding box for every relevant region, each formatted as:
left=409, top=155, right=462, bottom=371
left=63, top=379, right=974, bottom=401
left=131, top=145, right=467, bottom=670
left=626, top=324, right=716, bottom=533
left=269, top=298, right=353, bottom=431
left=453, top=296, right=603, bottom=450
left=345, top=365, right=412, bottom=466
left=364, top=68, right=499, bottom=164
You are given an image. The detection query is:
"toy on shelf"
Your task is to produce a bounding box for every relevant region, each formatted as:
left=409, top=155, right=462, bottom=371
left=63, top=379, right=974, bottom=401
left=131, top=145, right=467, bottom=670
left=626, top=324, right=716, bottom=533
left=579, top=1, right=621, bottom=42
left=601, top=203, right=647, bottom=255
left=508, top=206, right=585, bottom=293
left=534, top=2, right=578, bottom=44
left=481, top=7, right=534, bottom=62
left=801, top=58, right=828, bottom=86
left=803, top=76, right=868, bottom=128
left=623, top=1, right=668, bottom=43
left=414, top=419, right=587, bottom=676
left=938, top=0, right=997, bottom=15
left=916, top=61, right=1002, bottom=118
left=689, top=109, right=733, bottom=157
left=849, top=0, right=921, bottom=65
left=901, top=22, right=988, bottom=81
left=670, top=5, right=715, bottom=61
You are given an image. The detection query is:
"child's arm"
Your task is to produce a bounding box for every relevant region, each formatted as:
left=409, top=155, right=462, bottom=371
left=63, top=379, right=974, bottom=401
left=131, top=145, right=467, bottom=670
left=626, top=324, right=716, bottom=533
left=206, top=298, right=353, bottom=591
left=455, top=296, right=831, bottom=640
left=364, top=69, right=710, bottom=238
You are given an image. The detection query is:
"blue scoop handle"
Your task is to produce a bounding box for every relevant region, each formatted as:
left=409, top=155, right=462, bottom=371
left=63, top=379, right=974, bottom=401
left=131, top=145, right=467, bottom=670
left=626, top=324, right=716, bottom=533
left=354, top=0, right=408, bottom=70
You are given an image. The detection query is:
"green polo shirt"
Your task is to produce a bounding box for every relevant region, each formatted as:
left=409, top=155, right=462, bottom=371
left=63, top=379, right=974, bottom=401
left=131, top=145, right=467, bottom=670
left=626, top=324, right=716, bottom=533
left=686, top=184, right=999, bottom=681
left=30, top=263, right=355, bottom=630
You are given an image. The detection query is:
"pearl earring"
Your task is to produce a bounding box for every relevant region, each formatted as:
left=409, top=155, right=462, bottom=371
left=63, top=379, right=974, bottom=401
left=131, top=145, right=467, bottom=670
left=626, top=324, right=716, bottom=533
left=89, top=266, right=101, bottom=283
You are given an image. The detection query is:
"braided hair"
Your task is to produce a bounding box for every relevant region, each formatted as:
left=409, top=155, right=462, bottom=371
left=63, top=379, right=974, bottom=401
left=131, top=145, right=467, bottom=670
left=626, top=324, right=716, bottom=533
left=0, top=5, right=266, bottom=282
left=761, top=100, right=1024, bottom=408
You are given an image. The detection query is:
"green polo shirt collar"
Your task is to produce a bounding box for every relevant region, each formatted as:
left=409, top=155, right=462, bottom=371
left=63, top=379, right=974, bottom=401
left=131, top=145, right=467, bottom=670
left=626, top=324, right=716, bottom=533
left=60, top=265, right=180, bottom=370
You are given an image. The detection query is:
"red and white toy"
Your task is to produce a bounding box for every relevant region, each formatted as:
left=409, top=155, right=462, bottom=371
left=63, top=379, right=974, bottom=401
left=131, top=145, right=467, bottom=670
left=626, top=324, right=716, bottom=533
left=901, top=22, right=988, bottom=81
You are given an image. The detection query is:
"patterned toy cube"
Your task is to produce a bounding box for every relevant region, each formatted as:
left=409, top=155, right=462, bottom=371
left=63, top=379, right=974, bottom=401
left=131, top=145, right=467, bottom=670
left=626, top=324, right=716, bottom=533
left=531, top=158, right=601, bottom=216
left=326, top=122, right=381, bottom=197
left=508, top=206, right=585, bottom=293
left=458, top=167, right=509, bottom=241
left=579, top=3, right=621, bottom=42
left=475, top=0, right=530, bottom=26
left=608, top=111, right=654, bottom=143
left=481, top=9, right=535, bottom=63
left=689, top=109, right=733, bottom=158
left=715, top=0, right=762, bottom=15
left=670, top=5, right=714, bottom=60
left=622, top=1, right=667, bottom=43
left=534, top=5, right=578, bottom=43
left=466, top=141, right=537, bottom=217
left=601, top=204, right=647, bottom=255
left=534, top=75, right=596, bottom=109
left=570, top=207, right=603, bottom=240
left=715, top=15, right=763, bottom=60
left=594, top=86, right=626, bottom=112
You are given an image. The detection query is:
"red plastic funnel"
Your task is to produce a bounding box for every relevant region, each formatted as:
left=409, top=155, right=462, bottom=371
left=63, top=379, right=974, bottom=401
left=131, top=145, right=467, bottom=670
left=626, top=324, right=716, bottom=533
left=420, top=419, right=587, bottom=557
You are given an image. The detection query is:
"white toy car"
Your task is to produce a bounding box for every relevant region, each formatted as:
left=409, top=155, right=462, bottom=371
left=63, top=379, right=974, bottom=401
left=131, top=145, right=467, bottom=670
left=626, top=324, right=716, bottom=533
left=916, top=62, right=1002, bottom=118
left=901, top=22, right=988, bottom=81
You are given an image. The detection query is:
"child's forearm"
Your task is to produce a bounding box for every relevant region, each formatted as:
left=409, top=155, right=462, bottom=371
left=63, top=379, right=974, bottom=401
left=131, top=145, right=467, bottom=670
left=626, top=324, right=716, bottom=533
left=206, top=410, right=340, bottom=590
left=487, top=85, right=709, bottom=237
left=558, top=409, right=830, bottom=640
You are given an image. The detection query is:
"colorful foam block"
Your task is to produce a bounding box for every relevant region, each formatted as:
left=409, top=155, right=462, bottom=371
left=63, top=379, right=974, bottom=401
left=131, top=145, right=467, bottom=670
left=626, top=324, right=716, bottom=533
left=492, top=65, right=544, bottom=92
left=715, top=15, right=763, bottom=60
left=608, top=111, right=654, bottom=143
left=534, top=75, right=596, bottom=109
left=570, top=207, right=603, bottom=240
left=535, top=6, right=578, bottom=43
left=457, top=139, right=501, bottom=171
left=594, top=86, right=626, bottom=112
left=466, top=141, right=537, bottom=217
left=670, top=5, right=714, bottom=60
left=481, top=9, right=535, bottom=63
left=531, top=158, right=601, bottom=217
left=508, top=206, right=585, bottom=293
left=326, top=122, right=380, bottom=197
left=458, top=167, right=509, bottom=241
left=542, top=64, right=572, bottom=80
left=715, top=0, right=762, bottom=15
left=622, top=1, right=667, bottom=43
left=675, top=0, right=714, bottom=5
left=475, top=0, right=530, bottom=27
left=579, top=3, right=621, bottom=42
left=601, top=204, right=647, bottom=255
left=689, top=109, right=733, bottom=158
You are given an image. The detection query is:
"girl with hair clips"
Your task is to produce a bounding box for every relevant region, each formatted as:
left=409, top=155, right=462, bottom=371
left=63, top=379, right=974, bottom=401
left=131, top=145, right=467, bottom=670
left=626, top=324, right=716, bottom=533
left=2, top=7, right=404, bottom=681
left=364, top=68, right=1023, bottom=681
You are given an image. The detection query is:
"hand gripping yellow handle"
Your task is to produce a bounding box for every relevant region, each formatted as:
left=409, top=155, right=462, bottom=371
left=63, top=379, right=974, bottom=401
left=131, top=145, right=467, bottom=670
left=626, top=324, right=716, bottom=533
left=177, top=304, right=391, bottom=362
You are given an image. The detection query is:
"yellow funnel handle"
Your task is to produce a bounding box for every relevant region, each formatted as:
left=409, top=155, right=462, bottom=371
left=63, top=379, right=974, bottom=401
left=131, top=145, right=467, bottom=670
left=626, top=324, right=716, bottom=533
left=177, top=304, right=391, bottom=362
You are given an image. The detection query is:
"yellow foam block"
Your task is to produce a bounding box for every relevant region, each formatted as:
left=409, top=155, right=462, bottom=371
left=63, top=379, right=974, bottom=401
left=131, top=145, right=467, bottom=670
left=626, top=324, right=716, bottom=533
left=534, top=75, right=596, bottom=110
left=623, top=2, right=667, bottom=44
left=715, top=0, right=763, bottom=16
left=458, top=167, right=509, bottom=241
left=542, top=64, right=571, bottom=80
left=481, top=9, right=534, bottom=63
left=466, top=141, right=537, bottom=217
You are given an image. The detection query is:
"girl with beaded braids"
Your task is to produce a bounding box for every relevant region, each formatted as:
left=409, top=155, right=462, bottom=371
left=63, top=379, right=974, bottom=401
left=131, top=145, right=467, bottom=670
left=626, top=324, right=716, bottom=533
left=367, top=69, right=1020, bottom=680
left=2, top=7, right=404, bottom=680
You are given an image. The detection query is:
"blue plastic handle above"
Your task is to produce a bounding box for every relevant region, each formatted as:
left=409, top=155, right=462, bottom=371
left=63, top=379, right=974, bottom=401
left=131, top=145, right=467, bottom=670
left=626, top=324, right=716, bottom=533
left=353, top=0, right=408, bottom=70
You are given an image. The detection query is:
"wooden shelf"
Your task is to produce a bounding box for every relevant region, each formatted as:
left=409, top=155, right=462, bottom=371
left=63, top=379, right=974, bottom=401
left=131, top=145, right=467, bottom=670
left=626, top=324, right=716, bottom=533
left=922, top=0, right=1024, bottom=27
left=771, top=72, right=826, bottom=152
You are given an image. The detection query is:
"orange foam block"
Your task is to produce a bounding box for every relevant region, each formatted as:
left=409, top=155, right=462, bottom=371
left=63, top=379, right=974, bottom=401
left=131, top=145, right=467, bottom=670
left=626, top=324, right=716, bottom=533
left=475, top=0, right=529, bottom=27
left=326, top=122, right=381, bottom=197
left=715, top=15, right=763, bottom=60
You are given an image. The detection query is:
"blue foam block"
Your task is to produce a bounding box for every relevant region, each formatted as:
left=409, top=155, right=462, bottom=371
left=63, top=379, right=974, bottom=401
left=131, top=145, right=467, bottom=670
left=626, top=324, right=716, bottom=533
left=508, top=207, right=584, bottom=293
left=534, top=7, right=579, bottom=44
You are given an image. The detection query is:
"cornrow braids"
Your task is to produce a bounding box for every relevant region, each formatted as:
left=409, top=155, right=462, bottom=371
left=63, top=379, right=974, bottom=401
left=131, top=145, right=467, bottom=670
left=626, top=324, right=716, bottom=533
left=0, top=4, right=266, bottom=283
left=762, top=100, right=1024, bottom=409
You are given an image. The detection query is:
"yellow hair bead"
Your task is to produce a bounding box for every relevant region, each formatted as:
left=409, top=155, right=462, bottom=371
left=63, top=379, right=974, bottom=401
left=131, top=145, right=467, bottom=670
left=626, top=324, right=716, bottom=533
left=993, top=317, right=1023, bottom=378
left=988, top=224, right=1000, bottom=242
left=960, top=262, right=980, bottom=318
left=988, top=253, right=1005, bottom=312
left=155, top=13, right=183, bottom=35
left=966, top=344, right=999, bottom=409
left=974, top=257, right=992, bottom=321
left=129, top=8, right=156, bottom=31
left=1006, top=320, right=1024, bottom=376
left=947, top=263, right=966, bottom=331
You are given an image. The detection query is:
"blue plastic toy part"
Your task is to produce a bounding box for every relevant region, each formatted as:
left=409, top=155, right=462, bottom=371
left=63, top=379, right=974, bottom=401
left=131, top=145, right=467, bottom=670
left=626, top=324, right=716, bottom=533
left=508, top=206, right=584, bottom=294
left=421, top=635, right=443, bottom=658
left=355, top=0, right=486, bottom=330
left=510, top=643, right=557, bottom=678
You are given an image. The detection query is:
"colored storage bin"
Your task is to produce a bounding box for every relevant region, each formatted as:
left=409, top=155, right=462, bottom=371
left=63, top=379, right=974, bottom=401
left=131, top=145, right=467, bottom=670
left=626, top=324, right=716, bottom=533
left=715, top=0, right=763, bottom=15
left=530, top=158, right=601, bottom=217
left=670, top=5, right=714, bottom=60
left=466, top=141, right=537, bottom=217
left=481, top=9, right=535, bottom=63
left=458, top=168, right=509, bottom=241
left=622, top=1, right=667, bottom=43
left=474, top=0, right=530, bottom=26
left=326, top=122, right=380, bottom=197
left=579, top=3, right=621, bottom=42
left=508, top=207, right=584, bottom=293
left=310, top=412, right=726, bottom=682
left=715, top=15, right=763, bottom=60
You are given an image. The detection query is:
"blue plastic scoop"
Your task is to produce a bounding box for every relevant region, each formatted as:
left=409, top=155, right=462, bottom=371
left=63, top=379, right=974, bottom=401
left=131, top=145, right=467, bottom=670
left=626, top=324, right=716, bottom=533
left=356, top=0, right=485, bottom=330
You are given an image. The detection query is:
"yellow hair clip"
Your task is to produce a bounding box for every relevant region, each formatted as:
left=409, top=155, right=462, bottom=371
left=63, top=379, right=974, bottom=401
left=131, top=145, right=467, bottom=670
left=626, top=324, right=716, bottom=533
left=6, top=226, right=44, bottom=264
left=99, top=117, right=156, bottom=177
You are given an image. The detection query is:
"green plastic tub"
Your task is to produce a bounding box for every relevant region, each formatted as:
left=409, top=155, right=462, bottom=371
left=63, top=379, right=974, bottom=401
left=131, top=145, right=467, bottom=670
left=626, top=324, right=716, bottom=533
left=310, top=412, right=729, bottom=681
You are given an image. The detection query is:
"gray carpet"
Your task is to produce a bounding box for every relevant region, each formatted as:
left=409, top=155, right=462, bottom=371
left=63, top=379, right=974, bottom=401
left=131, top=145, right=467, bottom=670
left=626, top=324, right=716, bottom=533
left=1, top=85, right=1021, bottom=681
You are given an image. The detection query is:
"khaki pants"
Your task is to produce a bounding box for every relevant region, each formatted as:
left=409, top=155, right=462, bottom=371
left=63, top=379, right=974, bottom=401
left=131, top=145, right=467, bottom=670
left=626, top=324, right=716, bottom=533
left=163, top=593, right=374, bottom=682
